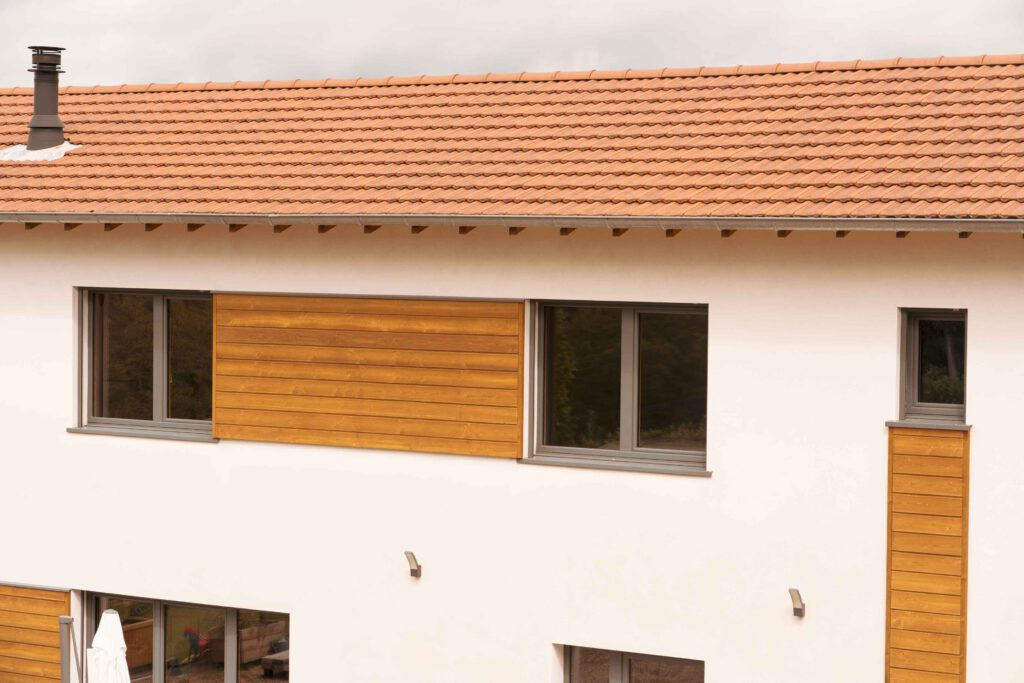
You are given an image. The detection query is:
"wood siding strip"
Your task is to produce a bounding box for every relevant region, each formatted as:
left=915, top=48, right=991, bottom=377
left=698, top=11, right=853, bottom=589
left=892, top=436, right=964, bottom=457
left=0, top=597, right=66, bottom=619
left=215, top=407, right=520, bottom=442
left=0, top=586, right=68, bottom=682
left=890, top=610, right=961, bottom=636
left=0, top=654, right=60, bottom=679
left=889, top=649, right=960, bottom=674
left=215, top=359, right=519, bottom=390
left=216, top=310, right=521, bottom=336
left=0, top=588, right=64, bottom=604
left=0, top=641, right=60, bottom=664
left=216, top=325, right=519, bottom=354
left=886, top=428, right=969, bottom=683
left=0, top=627, right=59, bottom=648
left=216, top=294, right=521, bottom=319
left=0, top=611, right=60, bottom=633
left=891, top=513, right=962, bottom=537
left=892, top=494, right=963, bottom=518
left=0, top=670, right=58, bottom=683
left=215, top=423, right=521, bottom=458
left=215, top=391, right=519, bottom=425
left=215, top=343, right=521, bottom=371
left=215, top=376, right=518, bottom=407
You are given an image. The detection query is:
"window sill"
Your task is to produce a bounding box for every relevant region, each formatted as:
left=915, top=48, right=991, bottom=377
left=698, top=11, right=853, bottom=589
left=519, top=453, right=711, bottom=477
left=67, top=425, right=218, bottom=443
left=886, top=420, right=971, bottom=432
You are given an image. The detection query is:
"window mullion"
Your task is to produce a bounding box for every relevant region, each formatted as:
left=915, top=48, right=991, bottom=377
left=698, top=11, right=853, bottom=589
left=153, top=600, right=166, bottom=683
left=619, top=307, right=636, bottom=452
left=153, top=295, right=166, bottom=422
left=224, top=608, right=238, bottom=683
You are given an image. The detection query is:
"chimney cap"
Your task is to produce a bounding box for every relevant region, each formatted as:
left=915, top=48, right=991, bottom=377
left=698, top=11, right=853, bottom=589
left=28, top=46, right=65, bottom=52
left=28, top=46, right=64, bottom=74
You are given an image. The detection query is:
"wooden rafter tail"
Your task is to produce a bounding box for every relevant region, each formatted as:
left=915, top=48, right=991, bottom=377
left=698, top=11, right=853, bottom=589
left=362, top=224, right=380, bottom=234
left=835, top=230, right=850, bottom=238
left=144, top=223, right=162, bottom=232
left=24, top=222, right=40, bottom=230
left=895, top=231, right=909, bottom=238
left=228, top=223, right=247, bottom=233
left=458, top=225, right=475, bottom=235
left=664, top=228, right=680, bottom=237
left=776, top=229, right=792, bottom=238
left=103, top=223, right=122, bottom=232
left=187, top=223, right=203, bottom=232
left=410, top=225, right=428, bottom=234
left=274, top=224, right=292, bottom=233
left=720, top=229, right=736, bottom=238
left=958, top=231, right=973, bottom=239
left=559, top=227, right=575, bottom=236
left=612, top=228, right=628, bottom=237
left=508, top=226, right=525, bottom=236
left=317, top=225, right=335, bottom=234
left=63, top=223, right=81, bottom=231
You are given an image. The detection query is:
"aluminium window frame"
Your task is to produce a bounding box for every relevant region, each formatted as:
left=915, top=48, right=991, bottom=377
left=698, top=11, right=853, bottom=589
left=900, top=308, right=967, bottom=424
left=530, top=300, right=708, bottom=473
left=564, top=645, right=705, bottom=682
left=77, top=287, right=213, bottom=438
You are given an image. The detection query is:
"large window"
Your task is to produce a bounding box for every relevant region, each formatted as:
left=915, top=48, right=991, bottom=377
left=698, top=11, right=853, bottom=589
left=901, top=309, right=966, bottom=423
left=567, top=646, right=704, bottom=683
left=534, top=302, right=708, bottom=474
left=81, top=289, right=213, bottom=438
left=93, top=594, right=289, bottom=683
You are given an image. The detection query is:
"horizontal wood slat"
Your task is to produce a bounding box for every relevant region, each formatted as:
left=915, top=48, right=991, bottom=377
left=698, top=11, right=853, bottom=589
left=214, top=295, right=525, bottom=458
left=0, top=585, right=69, bottom=682
left=886, top=428, right=969, bottom=683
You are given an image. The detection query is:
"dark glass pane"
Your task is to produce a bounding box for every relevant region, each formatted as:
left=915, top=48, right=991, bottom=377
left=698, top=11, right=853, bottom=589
left=638, top=312, right=707, bottom=451
left=96, top=596, right=154, bottom=680
left=630, top=655, right=705, bottom=683
left=918, top=318, right=965, bottom=404
left=166, top=604, right=224, bottom=683
left=545, top=307, right=621, bottom=449
left=238, top=610, right=290, bottom=682
left=570, top=647, right=611, bottom=683
left=92, top=292, right=153, bottom=420
left=167, top=298, right=213, bottom=420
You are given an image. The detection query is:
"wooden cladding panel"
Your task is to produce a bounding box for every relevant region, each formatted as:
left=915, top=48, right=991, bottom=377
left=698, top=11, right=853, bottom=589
left=886, top=428, right=969, bottom=683
left=0, top=585, right=69, bottom=682
left=213, top=295, right=525, bottom=458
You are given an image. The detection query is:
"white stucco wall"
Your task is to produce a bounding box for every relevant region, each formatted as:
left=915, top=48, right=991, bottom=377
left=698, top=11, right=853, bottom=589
left=0, top=225, right=1021, bottom=681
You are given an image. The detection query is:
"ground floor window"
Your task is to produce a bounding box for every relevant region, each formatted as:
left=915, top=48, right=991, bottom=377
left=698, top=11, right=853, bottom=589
left=93, top=594, right=289, bottom=682
left=567, top=646, right=704, bottom=683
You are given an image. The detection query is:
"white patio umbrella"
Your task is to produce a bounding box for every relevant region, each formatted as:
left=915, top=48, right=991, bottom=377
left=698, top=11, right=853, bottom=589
left=86, top=609, right=131, bottom=683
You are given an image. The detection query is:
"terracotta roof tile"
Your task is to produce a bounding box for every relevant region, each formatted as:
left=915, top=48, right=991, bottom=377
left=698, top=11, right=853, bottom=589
left=0, top=54, right=1022, bottom=218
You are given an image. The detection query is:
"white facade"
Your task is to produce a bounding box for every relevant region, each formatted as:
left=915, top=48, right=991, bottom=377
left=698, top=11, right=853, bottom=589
left=1, top=225, right=1021, bottom=681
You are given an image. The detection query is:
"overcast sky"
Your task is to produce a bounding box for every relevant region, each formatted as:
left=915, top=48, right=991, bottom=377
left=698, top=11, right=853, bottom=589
left=0, top=0, right=1021, bottom=87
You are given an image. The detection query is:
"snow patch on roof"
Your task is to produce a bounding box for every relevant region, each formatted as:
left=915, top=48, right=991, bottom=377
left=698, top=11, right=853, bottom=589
left=0, top=141, right=80, bottom=162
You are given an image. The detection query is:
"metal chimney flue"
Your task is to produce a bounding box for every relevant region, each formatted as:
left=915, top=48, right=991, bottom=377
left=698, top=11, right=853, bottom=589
left=26, top=46, right=65, bottom=151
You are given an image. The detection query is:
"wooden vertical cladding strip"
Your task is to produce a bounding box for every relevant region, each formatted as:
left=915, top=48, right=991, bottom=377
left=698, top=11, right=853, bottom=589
left=213, top=294, right=525, bottom=458
left=886, top=427, right=970, bottom=683
left=0, top=585, right=70, bottom=682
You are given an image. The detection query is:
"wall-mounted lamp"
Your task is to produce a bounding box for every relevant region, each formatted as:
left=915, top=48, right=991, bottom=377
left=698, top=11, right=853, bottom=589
left=405, top=551, right=422, bottom=578
left=789, top=588, right=805, bottom=617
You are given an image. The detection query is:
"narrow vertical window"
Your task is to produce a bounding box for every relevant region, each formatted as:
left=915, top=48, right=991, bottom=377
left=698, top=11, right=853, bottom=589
left=901, top=309, right=966, bottom=422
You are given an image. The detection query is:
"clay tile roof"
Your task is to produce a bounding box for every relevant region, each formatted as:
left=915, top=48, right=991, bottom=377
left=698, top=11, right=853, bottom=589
left=0, top=53, right=1023, bottom=219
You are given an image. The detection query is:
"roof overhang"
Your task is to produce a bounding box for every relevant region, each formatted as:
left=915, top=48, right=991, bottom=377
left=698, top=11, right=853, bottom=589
left=1, top=213, right=1023, bottom=234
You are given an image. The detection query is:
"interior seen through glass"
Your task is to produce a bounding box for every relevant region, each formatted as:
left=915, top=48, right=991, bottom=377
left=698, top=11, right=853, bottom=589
left=637, top=312, right=707, bottom=451
left=569, top=647, right=705, bottom=683
left=92, top=292, right=153, bottom=420
left=917, top=318, right=966, bottom=405
left=544, top=306, right=621, bottom=449
left=238, top=610, right=290, bottom=682
left=96, top=596, right=154, bottom=681
left=165, top=604, right=224, bottom=683
left=167, top=298, right=213, bottom=420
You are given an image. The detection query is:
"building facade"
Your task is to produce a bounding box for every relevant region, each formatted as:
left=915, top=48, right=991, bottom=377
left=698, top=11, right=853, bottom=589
left=1, top=50, right=1023, bottom=682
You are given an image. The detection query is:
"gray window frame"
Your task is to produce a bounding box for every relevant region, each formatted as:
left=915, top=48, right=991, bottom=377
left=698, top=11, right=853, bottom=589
left=86, top=592, right=243, bottom=683
left=528, top=301, right=709, bottom=475
left=900, top=308, right=967, bottom=423
left=74, top=288, right=214, bottom=440
left=565, top=645, right=704, bottom=682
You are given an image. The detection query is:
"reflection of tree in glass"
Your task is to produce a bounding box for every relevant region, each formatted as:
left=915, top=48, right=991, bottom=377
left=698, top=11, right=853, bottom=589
left=918, top=320, right=965, bottom=404
left=168, top=299, right=213, bottom=420
left=546, top=307, right=621, bottom=449
left=95, top=293, right=153, bottom=420
left=638, top=313, right=707, bottom=451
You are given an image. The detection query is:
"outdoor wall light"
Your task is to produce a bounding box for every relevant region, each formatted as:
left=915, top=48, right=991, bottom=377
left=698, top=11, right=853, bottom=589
left=789, top=588, right=806, bottom=617
left=405, top=551, right=422, bottom=578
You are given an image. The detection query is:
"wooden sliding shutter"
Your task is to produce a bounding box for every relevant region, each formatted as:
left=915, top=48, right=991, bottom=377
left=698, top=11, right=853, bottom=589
left=213, top=294, right=524, bottom=458
left=0, top=585, right=69, bottom=682
left=886, top=427, right=970, bottom=683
